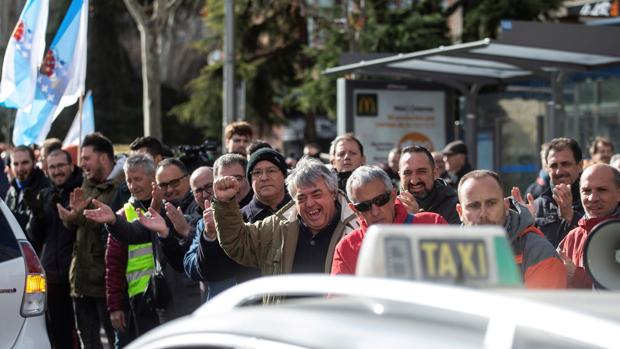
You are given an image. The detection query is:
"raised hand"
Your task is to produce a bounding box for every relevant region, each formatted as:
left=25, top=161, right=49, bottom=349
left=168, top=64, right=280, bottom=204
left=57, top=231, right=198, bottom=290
left=213, top=176, right=240, bottom=202
left=70, top=187, right=92, bottom=213
left=150, top=182, right=163, bottom=212
left=138, top=207, right=169, bottom=238
left=57, top=187, right=92, bottom=222
left=83, top=199, right=117, bottom=225
left=397, top=190, right=420, bottom=214
left=511, top=186, right=536, bottom=218
left=552, top=183, right=574, bottom=223
left=202, top=199, right=216, bottom=241
left=164, top=202, right=191, bottom=238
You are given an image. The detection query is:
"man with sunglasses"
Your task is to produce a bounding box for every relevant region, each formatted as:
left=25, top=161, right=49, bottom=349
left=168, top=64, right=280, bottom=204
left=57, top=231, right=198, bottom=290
left=212, top=157, right=359, bottom=278
left=331, top=166, right=447, bottom=275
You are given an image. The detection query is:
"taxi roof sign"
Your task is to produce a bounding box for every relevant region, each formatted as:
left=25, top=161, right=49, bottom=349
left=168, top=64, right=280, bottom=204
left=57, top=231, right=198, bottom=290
left=356, top=224, right=522, bottom=288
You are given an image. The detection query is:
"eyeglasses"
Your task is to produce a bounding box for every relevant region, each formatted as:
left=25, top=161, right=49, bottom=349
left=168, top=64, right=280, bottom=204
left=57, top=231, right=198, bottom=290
left=193, top=183, right=213, bottom=196
left=157, top=174, right=188, bottom=190
left=250, top=167, right=280, bottom=179
left=353, top=192, right=391, bottom=212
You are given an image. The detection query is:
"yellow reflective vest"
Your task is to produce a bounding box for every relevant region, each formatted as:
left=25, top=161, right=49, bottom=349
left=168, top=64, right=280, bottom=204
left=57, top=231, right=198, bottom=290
left=124, top=203, right=155, bottom=298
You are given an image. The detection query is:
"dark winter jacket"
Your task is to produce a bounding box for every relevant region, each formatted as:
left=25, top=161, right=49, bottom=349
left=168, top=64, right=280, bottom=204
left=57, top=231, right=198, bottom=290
left=26, top=167, right=82, bottom=284
left=415, top=179, right=461, bottom=224
left=241, top=193, right=292, bottom=224
left=444, top=162, right=473, bottom=189
left=6, top=167, right=50, bottom=231
left=533, top=178, right=584, bottom=247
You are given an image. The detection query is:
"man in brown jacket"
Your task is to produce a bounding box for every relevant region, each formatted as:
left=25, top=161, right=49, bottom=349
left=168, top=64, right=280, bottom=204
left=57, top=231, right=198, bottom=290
left=212, top=157, right=360, bottom=276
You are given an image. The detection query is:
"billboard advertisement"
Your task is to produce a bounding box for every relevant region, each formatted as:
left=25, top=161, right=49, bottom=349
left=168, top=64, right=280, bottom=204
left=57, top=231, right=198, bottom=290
left=338, top=79, right=451, bottom=164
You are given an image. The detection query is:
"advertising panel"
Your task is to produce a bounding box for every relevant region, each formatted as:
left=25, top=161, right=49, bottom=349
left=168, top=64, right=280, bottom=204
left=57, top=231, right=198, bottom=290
left=338, top=79, right=449, bottom=164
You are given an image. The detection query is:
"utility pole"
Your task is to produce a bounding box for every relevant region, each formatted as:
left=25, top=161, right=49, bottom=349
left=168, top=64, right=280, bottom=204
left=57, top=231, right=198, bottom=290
left=222, top=0, right=235, bottom=149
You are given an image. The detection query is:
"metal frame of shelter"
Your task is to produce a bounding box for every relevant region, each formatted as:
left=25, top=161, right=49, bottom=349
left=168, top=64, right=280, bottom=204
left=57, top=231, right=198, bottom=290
left=323, top=21, right=620, bottom=167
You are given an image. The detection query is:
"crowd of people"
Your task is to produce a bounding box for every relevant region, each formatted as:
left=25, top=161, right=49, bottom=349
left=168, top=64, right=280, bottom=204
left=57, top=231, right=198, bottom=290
left=3, top=120, right=619, bottom=348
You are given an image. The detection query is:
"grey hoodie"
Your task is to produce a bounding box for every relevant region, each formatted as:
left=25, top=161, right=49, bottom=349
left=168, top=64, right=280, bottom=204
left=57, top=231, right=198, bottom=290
left=504, top=199, right=535, bottom=242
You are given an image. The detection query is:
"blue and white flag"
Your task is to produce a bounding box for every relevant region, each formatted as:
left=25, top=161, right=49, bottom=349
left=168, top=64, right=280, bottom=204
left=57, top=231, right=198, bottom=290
left=0, top=0, right=49, bottom=109
left=13, top=0, right=88, bottom=146
left=63, top=90, right=94, bottom=146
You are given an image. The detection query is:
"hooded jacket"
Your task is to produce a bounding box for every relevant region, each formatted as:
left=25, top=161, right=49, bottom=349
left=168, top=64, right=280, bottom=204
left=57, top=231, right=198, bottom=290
left=416, top=179, right=461, bottom=224
left=505, top=200, right=567, bottom=289
left=66, top=157, right=125, bottom=297
left=533, top=177, right=584, bottom=247
left=6, top=166, right=50, bottom=231
left=26, top=166, right=82, bottom=284
left=214, top=191, right=360, bottom=275
left=559, top=205, right=620, bottom=289
left=332, top=199, right=447, bottom=275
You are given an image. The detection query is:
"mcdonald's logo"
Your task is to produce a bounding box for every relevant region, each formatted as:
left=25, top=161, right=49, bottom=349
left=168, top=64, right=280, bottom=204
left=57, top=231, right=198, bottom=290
left=356, top=94, right=378, bottom=116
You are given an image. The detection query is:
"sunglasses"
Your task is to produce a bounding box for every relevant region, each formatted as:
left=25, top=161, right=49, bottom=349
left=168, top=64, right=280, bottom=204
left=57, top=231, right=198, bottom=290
left=353, top=192, right=391, bottom=212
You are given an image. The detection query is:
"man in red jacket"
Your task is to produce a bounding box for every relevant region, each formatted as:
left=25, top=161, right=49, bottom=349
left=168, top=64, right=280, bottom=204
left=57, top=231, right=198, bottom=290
left=332, top=166, right=447, bottom=275
left=457, top=170, right=567, bottom=289
left=559, top=164, right=620, bottom=288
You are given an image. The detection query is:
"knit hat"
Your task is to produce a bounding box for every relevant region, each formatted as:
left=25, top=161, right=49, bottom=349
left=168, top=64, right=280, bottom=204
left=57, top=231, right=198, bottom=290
left=443, top=140, right=468, bottom=156
left=247, top=148, right=288, bottom=183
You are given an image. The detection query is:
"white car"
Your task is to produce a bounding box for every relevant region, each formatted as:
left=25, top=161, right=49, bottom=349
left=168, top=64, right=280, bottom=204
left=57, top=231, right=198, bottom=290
left=0, top=199, right=49, bottom=349
left=126, top=275, right=620, bottom=349
left=128, top=224, right=620, bottom=349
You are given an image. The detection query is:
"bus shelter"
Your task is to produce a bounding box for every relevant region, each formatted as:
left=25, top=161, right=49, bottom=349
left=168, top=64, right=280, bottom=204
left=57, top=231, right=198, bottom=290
left=323, top=21, right=620, bottom=167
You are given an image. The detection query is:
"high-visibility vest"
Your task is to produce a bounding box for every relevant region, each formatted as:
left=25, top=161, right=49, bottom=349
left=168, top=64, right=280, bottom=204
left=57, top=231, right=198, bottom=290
left=124, top=202, right=155, bottom=298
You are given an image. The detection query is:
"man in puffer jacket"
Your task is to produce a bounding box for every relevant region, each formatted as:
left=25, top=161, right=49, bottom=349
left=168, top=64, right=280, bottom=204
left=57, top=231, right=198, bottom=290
left=457, top=170, right=567, bottom=289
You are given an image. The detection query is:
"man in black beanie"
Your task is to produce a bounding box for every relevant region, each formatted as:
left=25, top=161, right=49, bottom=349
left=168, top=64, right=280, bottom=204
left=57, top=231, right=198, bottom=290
left=183, top=148, right=290, bottom=299
left=243, top=148, right=292, bottom=222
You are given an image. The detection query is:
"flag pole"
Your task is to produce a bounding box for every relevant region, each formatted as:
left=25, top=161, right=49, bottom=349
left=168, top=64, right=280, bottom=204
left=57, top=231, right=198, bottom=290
left=77, top=92, right=83, bottom=166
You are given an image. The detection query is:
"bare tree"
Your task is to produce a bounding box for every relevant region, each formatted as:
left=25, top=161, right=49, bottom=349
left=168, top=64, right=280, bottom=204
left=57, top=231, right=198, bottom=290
left=123, top=0, right=182, bottom=140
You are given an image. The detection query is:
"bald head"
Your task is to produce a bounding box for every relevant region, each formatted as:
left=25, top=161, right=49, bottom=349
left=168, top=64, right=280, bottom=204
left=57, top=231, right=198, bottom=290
left=579, top=164, right=620, bottom=219
left=190, top=166, right=214, bottom=209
